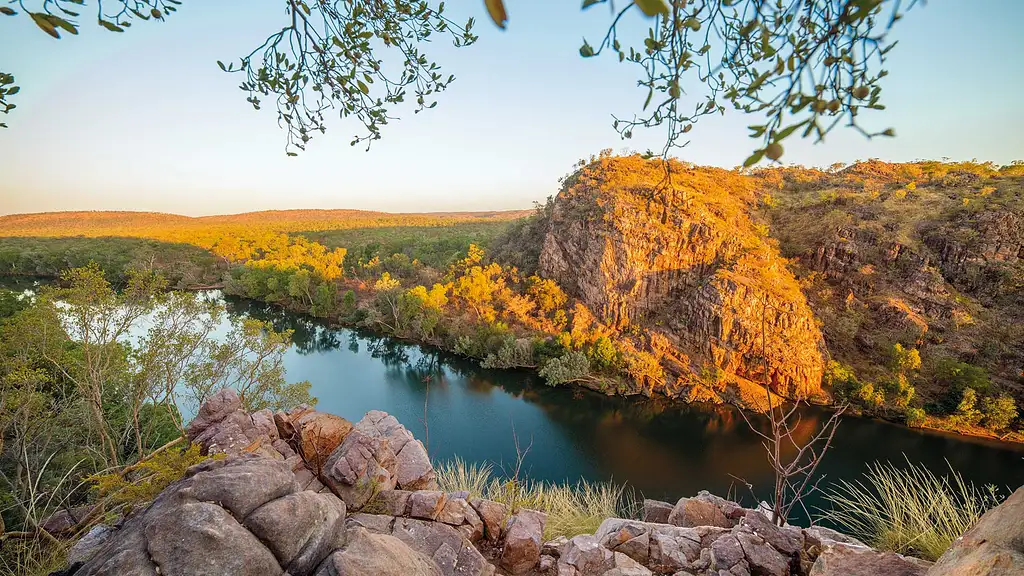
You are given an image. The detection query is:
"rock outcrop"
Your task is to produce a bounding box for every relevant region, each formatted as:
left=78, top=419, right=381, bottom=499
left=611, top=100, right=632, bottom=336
left=58, top=395, right=1024, bottom=576
left=539, top=156, right=826, bottom=403
left=926, top=485, right=1024, bottom=576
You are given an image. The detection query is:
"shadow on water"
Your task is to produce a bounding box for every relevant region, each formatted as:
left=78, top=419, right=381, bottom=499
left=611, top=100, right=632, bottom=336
left=222, top=295, right=1024, bottom=523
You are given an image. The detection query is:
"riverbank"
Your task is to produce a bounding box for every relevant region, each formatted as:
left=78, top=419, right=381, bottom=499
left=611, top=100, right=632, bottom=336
left=218, top=285, right=1024, bottom=448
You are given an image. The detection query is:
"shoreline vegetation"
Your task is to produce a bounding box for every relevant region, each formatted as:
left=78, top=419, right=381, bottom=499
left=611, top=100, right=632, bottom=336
left=1, top=157, right=1021, bottom=446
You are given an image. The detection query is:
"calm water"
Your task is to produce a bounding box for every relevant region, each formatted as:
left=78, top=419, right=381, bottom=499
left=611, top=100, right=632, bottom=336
left=225, top=296, right=1024, bottom=516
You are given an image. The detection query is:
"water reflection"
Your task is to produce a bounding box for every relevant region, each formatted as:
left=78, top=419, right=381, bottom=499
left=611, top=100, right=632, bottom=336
left=221, top=296, right=1024, bottom=521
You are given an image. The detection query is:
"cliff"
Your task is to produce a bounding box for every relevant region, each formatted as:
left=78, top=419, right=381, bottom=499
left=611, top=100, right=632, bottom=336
left=538, top=156, right=826, bottom=404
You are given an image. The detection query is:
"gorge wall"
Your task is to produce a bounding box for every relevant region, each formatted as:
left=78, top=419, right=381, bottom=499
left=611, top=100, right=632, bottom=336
left=538, top=156, right=826, bottom=404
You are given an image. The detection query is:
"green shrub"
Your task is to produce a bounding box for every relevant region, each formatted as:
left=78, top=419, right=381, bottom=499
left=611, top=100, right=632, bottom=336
left=951, top=388, right=983, bottom=427
left=539, top=351, right=591, bottom=386
left=822, top=460, right=1003, bottom=561
left=934, top=358, right=991, bottom=412
left=905, top=407, right=926, bottom=428
left=981, top=394, right=1018, bottom=431
left=88, top=443, right=219, bottom=516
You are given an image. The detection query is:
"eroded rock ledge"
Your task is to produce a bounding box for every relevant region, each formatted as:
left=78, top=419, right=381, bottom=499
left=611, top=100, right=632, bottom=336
left=56, top=392, right=1022, bottom=576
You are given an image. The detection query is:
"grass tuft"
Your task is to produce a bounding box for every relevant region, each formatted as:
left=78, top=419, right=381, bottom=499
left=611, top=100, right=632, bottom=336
left=434, top=458, right=635, bottom=540
left=820, top=459, right=1003, bottom=561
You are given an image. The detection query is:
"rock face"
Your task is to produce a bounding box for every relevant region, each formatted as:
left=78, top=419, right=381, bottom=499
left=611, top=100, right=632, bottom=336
left=72, top=455, right=320, bottom=576
left=539, top=157, right=825, bottom=402
left=926, top=486, right=1024, bottom=576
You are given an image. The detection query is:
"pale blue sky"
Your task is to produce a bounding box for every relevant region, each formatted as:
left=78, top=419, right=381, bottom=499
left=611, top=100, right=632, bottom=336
left=1, top=1, right=1022, bottom=216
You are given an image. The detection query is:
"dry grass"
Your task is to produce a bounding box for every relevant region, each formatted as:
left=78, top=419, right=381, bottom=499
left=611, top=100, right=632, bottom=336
left=821, top=459, right=1003, bottom=561
left=434, top=458, right=635, bottom=539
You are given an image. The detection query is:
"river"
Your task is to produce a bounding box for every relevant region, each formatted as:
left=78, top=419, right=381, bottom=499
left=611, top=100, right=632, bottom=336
left=223, top=295, right=1024, bottom=517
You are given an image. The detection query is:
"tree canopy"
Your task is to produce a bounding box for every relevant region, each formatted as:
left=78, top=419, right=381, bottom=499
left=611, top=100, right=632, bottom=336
left=1, top=0, right=914, bottom=162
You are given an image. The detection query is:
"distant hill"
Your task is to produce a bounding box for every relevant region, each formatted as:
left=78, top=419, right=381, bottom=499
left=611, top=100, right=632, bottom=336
left=0, top=208, right=533, bottom=238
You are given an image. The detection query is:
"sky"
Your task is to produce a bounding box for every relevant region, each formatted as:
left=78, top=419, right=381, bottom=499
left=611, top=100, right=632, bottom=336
left=1, top=1, right=1023, bottom=216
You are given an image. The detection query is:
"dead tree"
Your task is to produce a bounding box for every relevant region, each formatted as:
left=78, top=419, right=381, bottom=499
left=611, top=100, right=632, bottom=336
left=737, top=296, right=847, bottom=526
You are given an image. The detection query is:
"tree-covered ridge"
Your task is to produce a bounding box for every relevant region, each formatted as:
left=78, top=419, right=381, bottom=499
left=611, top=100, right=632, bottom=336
left=754, top=159, right=1024, bottom=438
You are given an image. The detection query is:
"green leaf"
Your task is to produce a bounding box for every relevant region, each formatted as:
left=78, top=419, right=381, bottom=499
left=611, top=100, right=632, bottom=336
left=634, top=0, right=669, bottom=17
left=579, top=40, right=594, bottom=58
left=774, top=120, right=808, bottom=142
left=151, top=8, right=162, bottom=19
left=98, top=19, right=124, bottom=32
left=582, top=0, right=602, bottom=8
left=30, top=13, right=60, bottom=38
left=743, top=150, right=765, bottom=168
left=484, top=0, right=507, bottom=29
left=357, top=80, right=369, bottom=94
left=217, top=61, right=227, bottom=72
left=47, top=15, right=78, bottom=35
left=0, top=7, right=16, bottom=16
left=6, top=86, right=19, bottom=95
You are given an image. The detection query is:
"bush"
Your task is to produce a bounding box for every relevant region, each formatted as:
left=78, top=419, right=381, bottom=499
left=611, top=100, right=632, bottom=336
left=905, top=407, right=926, bottom=428
left=981, top=394, right=1018, bottom=431
left=539, top=351, right=591, bottom=386
left=88, top=443, right=219, bottom=516
left=951, top=388, right=983, bottom=427
left=934, top=359, right=991, bottom=412
left=823, top=460, right=1003, bottom=561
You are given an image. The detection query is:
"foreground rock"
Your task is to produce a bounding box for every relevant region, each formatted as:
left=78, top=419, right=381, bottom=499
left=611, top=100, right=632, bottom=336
left=926, top=486, right=1024, bottom=576
left=61, top=395, right=1023, bottom=576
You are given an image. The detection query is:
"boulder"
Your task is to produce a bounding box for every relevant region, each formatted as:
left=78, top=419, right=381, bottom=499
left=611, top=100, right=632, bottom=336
left=642, top=499, right=674, bottom=524
left=397, top=440, right=438, bottom=491
left=438, top=497, right=471, bottom=526
left=375, top=489, right=413, bottom=516
left=927, top=485, right=1024, bottom=576
left=353, top=410, right=438, bottom=490
left=274, top=404, right=316, bottom=439
left=294, top=411, right=353, bottom=469
left=143, top=500, right=283, bottom=576
left=559, top=534, right=616, bottom=575
left=346, top=513, right=397, bottom=534
left=184, top=457, right=297, bottom=518
left=543, top=535, right=570, bottom=558
left=71, top=455, right=313, bottom=576
left=668, top=496, right=734, bottom=529
left=735, top=528, right=789, bottom=575
left=500, top=509, right=547, bottom=574
left=391, top=517, right=495, bottom=576
left=66, top=524, right=115, bottom=566
left=410, top=490, right=448, bottom=521
left=803, top=525, right=866, bottom=548
left=316, top=526, right=441, bottom=576
left=470, top=498, right=508, bottom=542
left=252, top=408, right=280, bottom=441
left=321, top=428, right=398, bottom=510
left=243, top=490, right=347, bottom=575
left=190, top=410, right=266, bottom=456
left=186, top=388, right=242, bottom=439
left=740, top=509, right=804, bottom=556
left=810, top=542, right=931, bottom=576
left=460, top=501, right=485, bottom=542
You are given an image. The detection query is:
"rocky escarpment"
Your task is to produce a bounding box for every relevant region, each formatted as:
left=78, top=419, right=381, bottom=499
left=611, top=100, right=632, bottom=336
left=539, top=156, right=825, bottom=403
left=761, top=162, right=1024, bottom=397
left=57, top=394, right=1023, bottom=576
